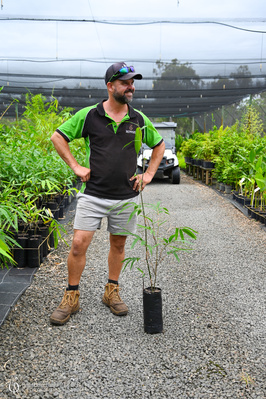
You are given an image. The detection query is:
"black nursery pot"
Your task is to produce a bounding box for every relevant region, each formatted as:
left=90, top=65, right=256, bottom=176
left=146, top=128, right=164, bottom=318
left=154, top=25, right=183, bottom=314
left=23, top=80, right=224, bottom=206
left=37, top=226, right=50, bottom=257
left=202, top=160, right=215, bottom=169
left=143, top=287, right=163, bottom=334
left=27, top=235, right=42, bottom=268
left=59, top=203, right=64, bottom=218
left=13, top=235, right=28, bottom=268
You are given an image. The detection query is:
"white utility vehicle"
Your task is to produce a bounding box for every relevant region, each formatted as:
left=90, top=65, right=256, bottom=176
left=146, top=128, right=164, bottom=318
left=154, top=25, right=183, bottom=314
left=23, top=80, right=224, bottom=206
left=137, top=122, right=180, bottom=184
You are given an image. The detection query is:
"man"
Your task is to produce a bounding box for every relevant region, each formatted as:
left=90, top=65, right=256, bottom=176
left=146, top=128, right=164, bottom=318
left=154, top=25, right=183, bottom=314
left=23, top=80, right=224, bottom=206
left=50, top=62, right=165, bottom=325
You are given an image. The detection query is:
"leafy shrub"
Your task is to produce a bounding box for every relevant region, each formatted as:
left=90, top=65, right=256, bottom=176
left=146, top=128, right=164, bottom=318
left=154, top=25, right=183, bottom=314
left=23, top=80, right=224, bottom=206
left=0, top=93, right=82, bottom=267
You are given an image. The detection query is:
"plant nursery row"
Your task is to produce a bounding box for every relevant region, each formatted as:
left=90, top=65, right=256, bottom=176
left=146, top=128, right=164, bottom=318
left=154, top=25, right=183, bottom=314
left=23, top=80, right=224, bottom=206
left=1, top=96, right=265, bottom=269
left=0, top=94, right=84, bottom=268
left=181, top=106, right=266, bottom=226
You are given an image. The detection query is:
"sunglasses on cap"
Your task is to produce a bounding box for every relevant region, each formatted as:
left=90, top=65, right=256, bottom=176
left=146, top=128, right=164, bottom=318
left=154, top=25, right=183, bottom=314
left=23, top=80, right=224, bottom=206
left=108, top=66, right=135, bottom=83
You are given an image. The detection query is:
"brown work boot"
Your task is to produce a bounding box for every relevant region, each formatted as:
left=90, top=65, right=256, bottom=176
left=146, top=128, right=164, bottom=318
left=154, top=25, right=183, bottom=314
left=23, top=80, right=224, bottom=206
left=102, top=283, right=128, bottom=316
left=50, top=289, right=80, bottom=325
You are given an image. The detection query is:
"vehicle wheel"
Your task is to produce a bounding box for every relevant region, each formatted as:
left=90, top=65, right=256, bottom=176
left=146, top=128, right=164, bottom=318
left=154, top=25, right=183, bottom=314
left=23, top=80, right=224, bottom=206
left=170, top=166, right=180, bottom=184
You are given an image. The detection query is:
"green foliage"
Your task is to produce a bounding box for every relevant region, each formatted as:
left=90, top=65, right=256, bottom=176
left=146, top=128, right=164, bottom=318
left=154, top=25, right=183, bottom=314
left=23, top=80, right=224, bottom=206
left=0, top=188, right=27, bottom=267
left=180, top=127, right=219, bottom=160
left=0, top=229, right=20, bottom=267
left=238, top=147, right=266, bottom=208
left=248, top=92, right=266, bottom=132
left=135, top=126, right=143, bottom=154
left=117, top=201, right=198, bottom=290
left=242, top=105, right=264, bottom=137
left=0, top=93, right=79, bottom=267
left=180, top=138, right=199, bottom=158
left=49, top=219, right=68, bottom=249
left=180, top=107, right=266, bottom=200
left=175, top=134, right=184, bottom=152
left=117, top=127, right=198, bottom=291
left=177, top=152, right=186, bottom=169
left=0, top=93, right=83, bottom=196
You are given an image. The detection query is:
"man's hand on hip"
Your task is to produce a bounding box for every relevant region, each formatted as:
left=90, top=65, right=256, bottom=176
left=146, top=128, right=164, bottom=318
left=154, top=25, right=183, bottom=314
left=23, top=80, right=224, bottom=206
left=73, top=165, right=91, bottom=182
left=130, top=171, right=153, bottom=192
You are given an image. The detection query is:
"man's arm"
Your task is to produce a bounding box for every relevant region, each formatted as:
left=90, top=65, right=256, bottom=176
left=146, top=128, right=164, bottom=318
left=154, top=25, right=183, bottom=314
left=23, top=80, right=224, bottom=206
left=130, top=140, right=165, bottom=191
left=51, top=131, right=91, bottom=182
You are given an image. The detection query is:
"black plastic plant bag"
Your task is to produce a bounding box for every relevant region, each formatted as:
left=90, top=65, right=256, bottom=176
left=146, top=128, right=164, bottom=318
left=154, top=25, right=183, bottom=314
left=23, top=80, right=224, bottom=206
left=143, top=287, right=163, bottom=334
left=13, top=235, right=28, bottom=268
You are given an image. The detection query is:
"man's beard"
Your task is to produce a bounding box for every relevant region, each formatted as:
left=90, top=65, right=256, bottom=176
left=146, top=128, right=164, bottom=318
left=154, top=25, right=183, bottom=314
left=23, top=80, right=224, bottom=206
left=113, top=89, right=134, bottom=104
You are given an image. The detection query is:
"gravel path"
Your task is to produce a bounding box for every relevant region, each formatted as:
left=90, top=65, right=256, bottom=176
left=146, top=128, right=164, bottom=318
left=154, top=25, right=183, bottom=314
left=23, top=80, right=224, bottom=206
left=0, top=172, right=265, bottom=399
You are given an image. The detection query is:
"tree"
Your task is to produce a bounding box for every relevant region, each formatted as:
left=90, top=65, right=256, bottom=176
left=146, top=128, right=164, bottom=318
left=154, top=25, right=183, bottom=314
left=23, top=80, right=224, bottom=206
left=151, top=59, right=202, bottom=134
left=153, top=58, right=201, bottom=90
left=210, top=65, right=252, bottom=90
left=230, top=65, right=252, bottom=89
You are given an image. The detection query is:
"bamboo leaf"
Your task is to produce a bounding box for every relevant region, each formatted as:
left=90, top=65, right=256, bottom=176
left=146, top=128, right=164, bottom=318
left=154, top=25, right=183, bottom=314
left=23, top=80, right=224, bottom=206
left=0, top=239, right=14, bottom=262
left=131, top=236, right=142, bottom=249
left=170, top=251, right=180, bottom=261
left=0, top=238, right=10, bottom=252
left=128, top=207, right=141, bottom=222
left=0, top=247, right=14, bottom=261
left=182, top=227, right=198, bottom=240
left=249, top=149, right=256, bottom=163
left=168, top=235, right=175, bottom=243
left=122, top=257, right=140, bottom=271
left=255, top=156, right=262, bottom=170
left=135, top=126, right=142, bottom=154
left=147, top=245, right=153, bottom=255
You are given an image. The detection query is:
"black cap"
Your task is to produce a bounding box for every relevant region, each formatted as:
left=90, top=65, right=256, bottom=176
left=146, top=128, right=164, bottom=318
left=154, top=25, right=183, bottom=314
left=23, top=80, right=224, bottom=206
left=105, top=62, right=142, bottom=84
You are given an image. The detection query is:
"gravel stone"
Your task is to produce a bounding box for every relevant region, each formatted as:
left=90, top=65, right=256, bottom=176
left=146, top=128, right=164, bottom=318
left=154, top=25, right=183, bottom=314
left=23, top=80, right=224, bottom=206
left=0, top=172, right=265, bottom=399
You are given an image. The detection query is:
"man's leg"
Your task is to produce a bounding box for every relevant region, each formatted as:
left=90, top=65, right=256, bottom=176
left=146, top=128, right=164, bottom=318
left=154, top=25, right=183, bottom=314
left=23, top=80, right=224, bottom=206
left=50, top=229, right=95, bottom=325
left=67, top=229, right=95, bottom=285
left=108, top=234, right=127, bottom=281
left=102, top=234, right=129, bottom=316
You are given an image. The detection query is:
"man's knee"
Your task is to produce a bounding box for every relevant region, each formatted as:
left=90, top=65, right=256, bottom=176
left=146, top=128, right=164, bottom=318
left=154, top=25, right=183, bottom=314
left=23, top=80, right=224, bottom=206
left=71, top=231, right=93, bottom=256
left=110, top=235, right=127, bottom=254
left=71, top=238, right=85, bottom=256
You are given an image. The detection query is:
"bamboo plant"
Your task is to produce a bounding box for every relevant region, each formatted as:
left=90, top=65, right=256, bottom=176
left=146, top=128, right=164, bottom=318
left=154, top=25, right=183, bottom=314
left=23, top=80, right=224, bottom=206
left=117, top=126, right=198, bottom=291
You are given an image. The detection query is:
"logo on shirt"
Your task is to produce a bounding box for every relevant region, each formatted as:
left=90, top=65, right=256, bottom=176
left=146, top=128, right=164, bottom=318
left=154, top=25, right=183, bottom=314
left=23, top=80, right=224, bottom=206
left=125, top=124, right=135, bottom=134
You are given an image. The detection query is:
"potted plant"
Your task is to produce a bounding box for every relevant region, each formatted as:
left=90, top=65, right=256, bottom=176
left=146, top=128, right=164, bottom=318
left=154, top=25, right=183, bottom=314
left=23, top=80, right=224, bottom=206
left=120, top=200, right=198, bottom=333
left=0, top=188, right=27, bottom=268
left=237, top=149, right=266, bottom=221
left=0, top=200, right=24, bottom=268
left=0, top=94, right=77, bottom=268
left=180, top=138, right=199, bottom=165
left=197, top=138, right=217, bottom=169
left=117, top=126, right=198, bottom=333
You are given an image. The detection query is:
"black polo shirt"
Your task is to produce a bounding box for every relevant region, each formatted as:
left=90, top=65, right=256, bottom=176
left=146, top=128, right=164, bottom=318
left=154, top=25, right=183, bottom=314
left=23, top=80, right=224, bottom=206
left=56, top=100, right=163, bottom=200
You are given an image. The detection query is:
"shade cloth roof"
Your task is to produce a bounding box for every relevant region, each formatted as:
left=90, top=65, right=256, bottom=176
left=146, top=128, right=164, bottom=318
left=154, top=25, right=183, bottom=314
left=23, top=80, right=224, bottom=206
left=1, top=72, right=266, bottom=118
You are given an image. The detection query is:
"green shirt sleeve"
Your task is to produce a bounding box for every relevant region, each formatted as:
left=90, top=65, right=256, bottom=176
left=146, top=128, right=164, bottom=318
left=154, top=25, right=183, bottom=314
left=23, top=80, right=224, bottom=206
left=56, top=105, right=96, bottom=142
left=136, top=110, right=163, bottom=149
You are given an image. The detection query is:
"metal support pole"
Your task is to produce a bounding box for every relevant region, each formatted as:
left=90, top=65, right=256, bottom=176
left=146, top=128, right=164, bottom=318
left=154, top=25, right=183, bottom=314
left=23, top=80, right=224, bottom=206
left=221, top=105, right=224, bottom=127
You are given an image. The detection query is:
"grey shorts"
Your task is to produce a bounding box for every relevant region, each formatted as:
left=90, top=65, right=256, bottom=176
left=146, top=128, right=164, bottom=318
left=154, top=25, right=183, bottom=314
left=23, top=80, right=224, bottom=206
left=74, top=193, right=140, bottom=234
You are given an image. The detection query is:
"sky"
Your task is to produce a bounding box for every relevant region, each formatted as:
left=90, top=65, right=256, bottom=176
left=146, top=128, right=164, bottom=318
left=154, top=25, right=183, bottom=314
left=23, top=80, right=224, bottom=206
left=0, top=0, right=265, bottom=88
